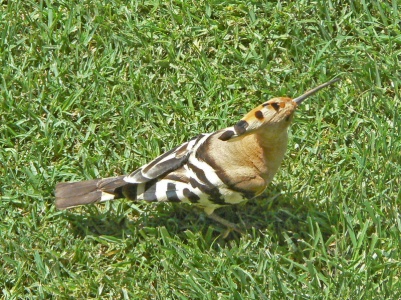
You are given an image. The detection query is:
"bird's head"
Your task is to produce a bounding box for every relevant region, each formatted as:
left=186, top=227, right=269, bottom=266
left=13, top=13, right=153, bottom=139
left=219, top=78, right=340, bottom=141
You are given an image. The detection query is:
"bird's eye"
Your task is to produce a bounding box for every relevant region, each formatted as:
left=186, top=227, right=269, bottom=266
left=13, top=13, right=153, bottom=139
left=271, top=102, right=280, bottom=111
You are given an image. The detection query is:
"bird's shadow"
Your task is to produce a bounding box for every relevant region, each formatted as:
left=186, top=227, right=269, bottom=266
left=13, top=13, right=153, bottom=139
left=62, top=183, right=333, bottom=246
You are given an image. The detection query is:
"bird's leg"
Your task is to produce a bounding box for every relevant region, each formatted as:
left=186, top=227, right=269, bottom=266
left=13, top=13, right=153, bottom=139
left=206, top=212, right=245, bottom=235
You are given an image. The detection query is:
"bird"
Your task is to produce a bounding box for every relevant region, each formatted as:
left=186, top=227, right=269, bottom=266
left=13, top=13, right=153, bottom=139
left=55, top=78, right=340, bottom=232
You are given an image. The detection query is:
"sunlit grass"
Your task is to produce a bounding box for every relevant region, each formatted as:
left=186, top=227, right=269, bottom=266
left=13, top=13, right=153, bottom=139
left=1, top=0, right=400, bottom=298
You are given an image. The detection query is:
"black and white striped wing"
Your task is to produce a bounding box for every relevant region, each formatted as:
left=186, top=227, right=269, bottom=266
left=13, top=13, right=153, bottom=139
left=124, top=134, right=206, bottom=184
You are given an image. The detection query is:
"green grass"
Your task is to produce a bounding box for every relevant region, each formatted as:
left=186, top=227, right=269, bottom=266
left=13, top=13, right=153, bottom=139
left=1, top=0, right=401, bottom=298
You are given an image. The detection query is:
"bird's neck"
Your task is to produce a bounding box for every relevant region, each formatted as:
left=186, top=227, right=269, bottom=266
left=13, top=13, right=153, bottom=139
left=255, top=128, right=289, bottom=150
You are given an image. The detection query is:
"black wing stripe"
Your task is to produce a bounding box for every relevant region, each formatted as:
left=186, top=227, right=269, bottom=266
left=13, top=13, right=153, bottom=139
left=142, top=143, right=189, bottom=174
left=166, top=182, right=181, bottom=202
left=183, top=188, right=200, bottom=203
left=126, top=169, right=151, bottom=183
left=128, top=144, right=188, bottom=183
left=143, top=157, right=187, bottom=179
left=164, top=173, right=189, bottom=183
left=143, top=180, right=158, bottom=202
left=125, top=134, right=206, bottom=184
left=188, top=162, right=225, bottom=205
left=122, top=184, right=138, bottom=200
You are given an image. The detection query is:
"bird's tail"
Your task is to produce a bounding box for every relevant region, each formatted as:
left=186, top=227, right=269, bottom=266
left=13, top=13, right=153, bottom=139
left=55, top=176, right=128, bottom=210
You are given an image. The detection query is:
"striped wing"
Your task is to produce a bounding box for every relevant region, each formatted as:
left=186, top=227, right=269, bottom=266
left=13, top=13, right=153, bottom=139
left=124, top=134, right=206, bottom=184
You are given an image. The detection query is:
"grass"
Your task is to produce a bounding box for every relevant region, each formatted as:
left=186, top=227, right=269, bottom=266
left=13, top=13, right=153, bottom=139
left=1, top=0, right=401, bottom=298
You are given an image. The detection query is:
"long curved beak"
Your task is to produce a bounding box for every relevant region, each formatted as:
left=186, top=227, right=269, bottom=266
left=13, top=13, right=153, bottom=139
left=293, top=78, right=340, bottom=105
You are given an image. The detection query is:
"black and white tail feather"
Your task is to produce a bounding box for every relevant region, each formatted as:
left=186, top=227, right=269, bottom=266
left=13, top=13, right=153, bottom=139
left=55, top=79, right=340, bottom=222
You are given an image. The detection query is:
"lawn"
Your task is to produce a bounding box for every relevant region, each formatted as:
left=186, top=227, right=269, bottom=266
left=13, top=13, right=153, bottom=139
left=1, top=0, right=401, bottom=298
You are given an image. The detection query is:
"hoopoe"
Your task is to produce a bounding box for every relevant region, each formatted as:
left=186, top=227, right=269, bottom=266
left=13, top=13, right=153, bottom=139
left=55, top=78, right=339, bottom=231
